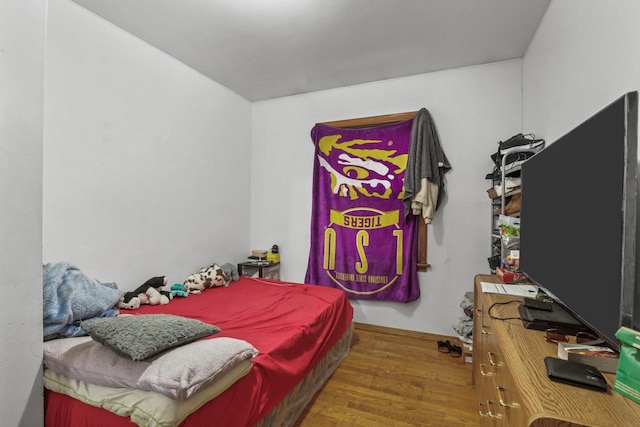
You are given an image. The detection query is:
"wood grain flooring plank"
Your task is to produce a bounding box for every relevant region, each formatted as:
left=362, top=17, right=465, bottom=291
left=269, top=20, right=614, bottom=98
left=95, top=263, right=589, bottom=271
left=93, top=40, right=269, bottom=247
left=294, top=323, right=480, bottom=426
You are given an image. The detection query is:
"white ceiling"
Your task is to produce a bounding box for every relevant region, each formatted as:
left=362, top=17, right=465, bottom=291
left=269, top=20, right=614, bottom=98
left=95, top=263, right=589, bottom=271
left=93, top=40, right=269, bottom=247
left=71, top=0, right=551, bottom=102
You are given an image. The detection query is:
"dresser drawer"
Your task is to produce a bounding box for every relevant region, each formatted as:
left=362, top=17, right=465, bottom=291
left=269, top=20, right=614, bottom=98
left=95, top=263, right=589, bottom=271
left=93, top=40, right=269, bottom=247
left=474, top=296, right=525, bottom=425
left=490, top=354, right=526, bottom=425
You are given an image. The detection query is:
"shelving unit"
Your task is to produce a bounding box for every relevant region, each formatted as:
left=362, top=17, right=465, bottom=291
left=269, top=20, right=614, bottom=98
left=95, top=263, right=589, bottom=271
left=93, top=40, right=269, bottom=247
left=487, top=147, right=537, bottom=272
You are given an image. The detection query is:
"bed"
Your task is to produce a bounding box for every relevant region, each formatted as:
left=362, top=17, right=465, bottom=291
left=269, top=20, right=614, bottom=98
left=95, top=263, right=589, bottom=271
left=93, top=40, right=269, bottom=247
left=43, top=275, right=354, bottom=427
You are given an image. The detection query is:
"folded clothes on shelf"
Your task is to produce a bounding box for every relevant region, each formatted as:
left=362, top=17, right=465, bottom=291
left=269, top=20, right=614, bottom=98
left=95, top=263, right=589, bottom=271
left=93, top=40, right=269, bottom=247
left=487, top=177, right=522, bottom=199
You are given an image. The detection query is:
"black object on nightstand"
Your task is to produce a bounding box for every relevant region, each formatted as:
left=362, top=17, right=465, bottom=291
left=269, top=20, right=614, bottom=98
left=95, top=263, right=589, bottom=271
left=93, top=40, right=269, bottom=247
left=238, top=262, right=280, bottom=280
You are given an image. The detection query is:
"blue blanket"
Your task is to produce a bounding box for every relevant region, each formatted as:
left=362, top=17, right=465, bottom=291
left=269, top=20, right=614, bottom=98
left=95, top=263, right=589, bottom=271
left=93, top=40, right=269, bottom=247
left=43, top=262, right=121, bottom=340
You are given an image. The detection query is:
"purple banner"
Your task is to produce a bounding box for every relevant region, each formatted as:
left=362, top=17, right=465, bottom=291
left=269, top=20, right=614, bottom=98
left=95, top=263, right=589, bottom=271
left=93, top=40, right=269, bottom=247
left=305, top=119, right=419, bottom=302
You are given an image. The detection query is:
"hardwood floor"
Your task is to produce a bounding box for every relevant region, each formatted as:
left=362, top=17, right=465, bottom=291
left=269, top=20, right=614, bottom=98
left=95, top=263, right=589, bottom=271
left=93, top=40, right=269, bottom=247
left=294, top=323, right=480, bottom=427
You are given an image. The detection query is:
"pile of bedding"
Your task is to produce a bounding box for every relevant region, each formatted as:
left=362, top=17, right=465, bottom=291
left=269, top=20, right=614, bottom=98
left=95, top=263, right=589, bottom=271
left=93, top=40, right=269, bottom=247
left=43, top=262, right=121, bottom=340
left=43, top=324, right=258, bottom=427
left=42, top=262, right=262, bottom=426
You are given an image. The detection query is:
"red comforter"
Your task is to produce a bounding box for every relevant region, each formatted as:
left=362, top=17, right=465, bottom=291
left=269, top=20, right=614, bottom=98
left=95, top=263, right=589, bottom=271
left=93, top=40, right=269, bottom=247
left=44, top=277, right=353, bottom=426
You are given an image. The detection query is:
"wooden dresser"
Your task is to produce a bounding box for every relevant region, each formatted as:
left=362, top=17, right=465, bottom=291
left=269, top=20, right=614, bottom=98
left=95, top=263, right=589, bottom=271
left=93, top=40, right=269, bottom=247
left=472, top=274, right=640, bottom=426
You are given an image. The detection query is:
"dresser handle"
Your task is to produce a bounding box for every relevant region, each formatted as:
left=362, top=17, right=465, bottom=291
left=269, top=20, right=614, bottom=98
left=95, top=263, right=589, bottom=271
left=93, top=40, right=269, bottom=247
left=497, top=386, right=521, bottom=408
left=476, top=308, right=483, bottom=317
left=479, top=364, right=494, bottom=376
left=488, top=351, right=503, bottom=366
left=481, top=328, right=492, bottom=335
left=478, top=401, right=502, bottom=419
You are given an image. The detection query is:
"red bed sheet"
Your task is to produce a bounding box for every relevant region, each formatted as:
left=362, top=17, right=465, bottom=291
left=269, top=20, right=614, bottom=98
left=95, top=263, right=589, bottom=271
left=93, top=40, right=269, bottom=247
left=45, top=277, right=353, bottom=427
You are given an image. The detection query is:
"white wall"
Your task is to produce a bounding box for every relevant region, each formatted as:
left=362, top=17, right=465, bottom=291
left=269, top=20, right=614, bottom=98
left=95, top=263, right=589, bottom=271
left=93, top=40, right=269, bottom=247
left=524, top=0, right=640, bottom=141
left=10, top=0, right=640, bottom=424
left=44, top=0, right=253, bottom=288
left=0, top=1, right=46, bottom=426
left=251, top=61, right=523, bottom=335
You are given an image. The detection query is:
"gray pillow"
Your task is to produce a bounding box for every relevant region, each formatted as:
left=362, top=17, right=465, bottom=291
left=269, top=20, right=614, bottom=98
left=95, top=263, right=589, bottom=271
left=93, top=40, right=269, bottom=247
left=80, top=314, right=220, bottom=361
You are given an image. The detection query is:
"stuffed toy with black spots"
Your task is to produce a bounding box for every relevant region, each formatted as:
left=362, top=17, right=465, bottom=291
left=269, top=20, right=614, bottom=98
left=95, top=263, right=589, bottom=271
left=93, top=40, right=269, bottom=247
left=183, top=264, right=226, bottom=293
left=183, top=262, right=239, bottom=294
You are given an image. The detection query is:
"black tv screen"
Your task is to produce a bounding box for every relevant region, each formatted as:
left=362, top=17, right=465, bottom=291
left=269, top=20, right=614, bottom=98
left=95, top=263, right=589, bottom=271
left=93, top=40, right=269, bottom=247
left=519, top=91, right=639, bottom=351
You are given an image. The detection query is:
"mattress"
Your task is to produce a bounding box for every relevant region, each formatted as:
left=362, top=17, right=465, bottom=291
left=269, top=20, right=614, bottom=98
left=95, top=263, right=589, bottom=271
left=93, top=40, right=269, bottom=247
left=44, top=276, right=354, bottom=427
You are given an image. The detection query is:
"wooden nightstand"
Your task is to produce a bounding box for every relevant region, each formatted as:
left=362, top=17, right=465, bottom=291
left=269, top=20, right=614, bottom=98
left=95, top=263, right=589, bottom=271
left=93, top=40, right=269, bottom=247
left=238, top=262, right=280, bottom=280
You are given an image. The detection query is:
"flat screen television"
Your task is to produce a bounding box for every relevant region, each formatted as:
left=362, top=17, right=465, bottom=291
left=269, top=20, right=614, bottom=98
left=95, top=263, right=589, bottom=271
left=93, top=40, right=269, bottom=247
left=519, top=91, right=639, bottom=352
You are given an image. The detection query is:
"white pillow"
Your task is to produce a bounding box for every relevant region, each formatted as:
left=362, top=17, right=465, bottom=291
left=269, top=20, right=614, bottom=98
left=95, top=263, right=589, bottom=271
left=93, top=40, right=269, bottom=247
left=44, top=335, right=258, bottom=400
